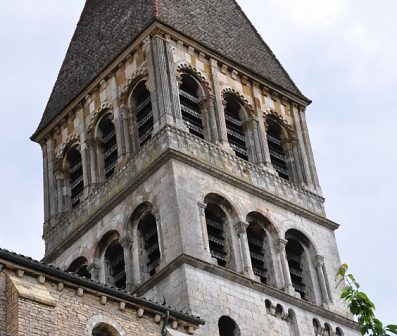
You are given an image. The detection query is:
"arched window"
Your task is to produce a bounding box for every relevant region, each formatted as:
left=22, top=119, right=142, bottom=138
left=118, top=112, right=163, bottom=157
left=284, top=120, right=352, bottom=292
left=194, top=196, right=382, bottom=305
left=336, top=327, right=344, bottom=336
left=92, top=323, right=120, bottom=336
left=179, top=74, right=204, bottom=139
left=246, top=212, right=277, bottom=285
left=223, top=94, right=248, bottom=161
left=66, top=146, right=84, bottom=208
left=324, top=323, right=332, bottom=336
left=104, top=241, right=126, bottom=289
left=67, top=256, right=91, bottom=279
left=98, top=116, right=118, bottom=179
left=286, top=238, right=306, bottom=299
left=267, top=118, right=290, bottom=180
left=205, top=203, right=229, bottom=267
left=313, top=319, right=322, bottom=334
left=218, top=316, right=240, bottom=336
left=137, top=212, right=161, bottom=277
left=132, top=81, right=153, bottom=146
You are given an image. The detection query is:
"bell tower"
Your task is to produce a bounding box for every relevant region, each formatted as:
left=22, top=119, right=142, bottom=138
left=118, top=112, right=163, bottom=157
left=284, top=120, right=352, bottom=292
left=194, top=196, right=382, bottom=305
left=32, top=1, right=360, bottom=335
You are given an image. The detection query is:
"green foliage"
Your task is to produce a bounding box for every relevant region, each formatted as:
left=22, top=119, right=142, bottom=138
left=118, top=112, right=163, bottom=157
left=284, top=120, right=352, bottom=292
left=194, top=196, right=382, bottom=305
left=337, top=264, right=397, bottom=336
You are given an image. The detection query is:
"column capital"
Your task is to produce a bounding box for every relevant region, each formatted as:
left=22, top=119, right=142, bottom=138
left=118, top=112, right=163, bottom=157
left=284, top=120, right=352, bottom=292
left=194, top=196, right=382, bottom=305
left=87, top=260, right=101, bottom=272
left=313, top=255, right=325, bottom=267
left=120, top=236, right=133, bottom=249
left=198, top=202, right=207, bottom=213
left=274, top=238, right=288, bottom=253
left=234, top=221, right=249, bottom=235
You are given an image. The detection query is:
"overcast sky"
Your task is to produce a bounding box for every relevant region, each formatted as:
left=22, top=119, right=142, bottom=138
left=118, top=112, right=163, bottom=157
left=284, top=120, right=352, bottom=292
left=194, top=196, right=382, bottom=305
left=0, top=0, right=395, bottom=324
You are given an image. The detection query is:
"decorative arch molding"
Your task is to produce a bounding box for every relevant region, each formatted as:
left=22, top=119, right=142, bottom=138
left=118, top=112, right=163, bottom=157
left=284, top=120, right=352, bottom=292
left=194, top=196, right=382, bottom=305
left=55, top=132, right=81, bottom=163
left=120, top=68, right=149, bottom=104
left=86, top=102, right=114, bottom=138
left=281, top=222, right=320, bottom=256
left=203, top=191, right=241, bottom=222
left=222, top=87, right=255, bottom=116
left=94, top=230, right=122, bottom=259
left=86, top=314, right=126, bottom=336
left=245, top=210, right=280, bottom=237
left=264, top=109, right=294, bottom=137
left=176, top=62, right=212, bottom=95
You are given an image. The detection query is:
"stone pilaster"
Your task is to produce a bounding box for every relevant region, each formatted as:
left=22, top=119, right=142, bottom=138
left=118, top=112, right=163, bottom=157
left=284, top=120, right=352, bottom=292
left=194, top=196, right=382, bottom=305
left=145, top=32, right=185, bottom=134
left=110, top=75, right=126, bottom=159
left=234, top=221, right=255, bottom=278
left=209, top=59, right=229, bottom=147
left=41, top=142, right=50, bottom=223
left=299, top=107, right=322, bottom=193
left=291, top=103, right=314, bottom=189
left=45, top=138, right=57, bottom=218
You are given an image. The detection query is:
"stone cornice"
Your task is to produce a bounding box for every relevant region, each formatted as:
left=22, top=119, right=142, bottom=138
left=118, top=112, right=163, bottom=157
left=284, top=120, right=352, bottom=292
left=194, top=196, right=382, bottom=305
left=135, top=254, right=360, bottom=332
left=43, top=125, right=338, bottom=263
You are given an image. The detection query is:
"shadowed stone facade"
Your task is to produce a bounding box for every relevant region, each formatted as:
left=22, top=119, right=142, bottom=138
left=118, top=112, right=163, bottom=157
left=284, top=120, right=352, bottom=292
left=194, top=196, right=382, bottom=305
left=28, top=1, right=361, bottom=336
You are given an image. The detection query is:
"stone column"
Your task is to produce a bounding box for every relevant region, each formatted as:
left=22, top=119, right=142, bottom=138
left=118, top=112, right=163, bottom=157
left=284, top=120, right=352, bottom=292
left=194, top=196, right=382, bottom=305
left=120, top=236, right=134, bottom=291
left=246, top=116, right=266, bottom=166
left=145, top=32, right=185, bottom=133
left=197, top=202, right=213, bottom=263
left=110, top=75, right=126, bottom=159
left=41, top=142, right=50, bottom=223
left=287, top=138, right=305, bottom=184
left=299, top=107, right=322, bottom=192
left=234, top=221, right=255, bottom=278
left=313, top=255, right=331, bottom=306
left=87, top=139, right=98, bottom=185
left=291, top=103, right=314, bottom=189
left=209, top=59, right=229, bottom=147
left=276, top=238, right=296, bottom=295
left=120, top=104, right=132, bottom=155
left=131, top=226, right=141, bottom=286
left=88, top=258, right=101, bottom=282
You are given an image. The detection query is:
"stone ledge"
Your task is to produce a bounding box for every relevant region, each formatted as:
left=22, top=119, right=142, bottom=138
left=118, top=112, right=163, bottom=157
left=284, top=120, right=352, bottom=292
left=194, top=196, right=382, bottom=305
left=134, top=254, right=360, bottom=332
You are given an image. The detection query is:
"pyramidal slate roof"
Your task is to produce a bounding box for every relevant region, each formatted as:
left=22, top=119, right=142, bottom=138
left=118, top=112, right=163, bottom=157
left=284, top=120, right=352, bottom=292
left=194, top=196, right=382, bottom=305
left=33, top=0, right=307, bottom=138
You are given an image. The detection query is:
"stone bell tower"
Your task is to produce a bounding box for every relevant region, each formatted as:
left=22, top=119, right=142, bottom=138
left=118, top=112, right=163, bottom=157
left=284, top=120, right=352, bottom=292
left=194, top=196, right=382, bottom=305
left=32, top=0, right=360, bottom=335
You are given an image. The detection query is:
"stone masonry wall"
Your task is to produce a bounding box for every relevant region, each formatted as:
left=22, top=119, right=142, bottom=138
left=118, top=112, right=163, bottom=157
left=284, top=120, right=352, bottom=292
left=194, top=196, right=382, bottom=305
left=145, top=264, right=359, bottom=336
left=0, top=273, right=6, bottom=334
left=0, top=270, right=189, bottom=336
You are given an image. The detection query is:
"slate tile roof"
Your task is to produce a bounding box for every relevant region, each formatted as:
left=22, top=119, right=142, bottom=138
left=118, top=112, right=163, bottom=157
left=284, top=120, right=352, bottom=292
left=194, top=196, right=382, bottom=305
left=33, top=0, right=307, bottom=137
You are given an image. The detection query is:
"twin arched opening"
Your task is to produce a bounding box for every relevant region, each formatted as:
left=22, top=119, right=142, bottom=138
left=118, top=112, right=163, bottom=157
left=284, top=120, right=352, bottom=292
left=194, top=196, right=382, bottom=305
left=66, top=203, right=162, bottom=290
